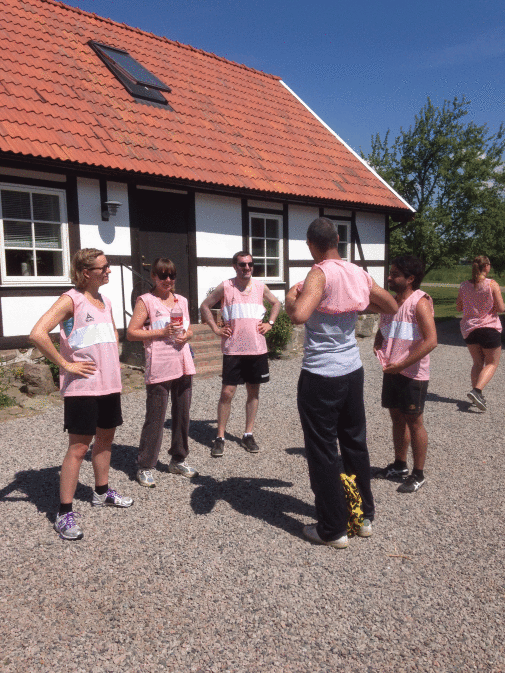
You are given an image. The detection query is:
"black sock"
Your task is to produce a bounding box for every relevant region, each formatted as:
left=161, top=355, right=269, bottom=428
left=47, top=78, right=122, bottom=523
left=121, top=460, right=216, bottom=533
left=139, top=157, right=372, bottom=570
left=59, top=502, right=73, bottom=516
left=393, top=459, right=407, bottom=469
left=95, top=483, right=108, bottom=496
left=475, top=388, right=482, bottom=394
left=412, top=469, right=424, bottom=480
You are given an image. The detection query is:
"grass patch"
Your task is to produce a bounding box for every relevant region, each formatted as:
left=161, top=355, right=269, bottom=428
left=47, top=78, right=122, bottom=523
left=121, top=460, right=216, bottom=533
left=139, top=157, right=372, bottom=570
left=424, top=266, right=505, bottom=286
left=421, top=285, right=460, bottom=321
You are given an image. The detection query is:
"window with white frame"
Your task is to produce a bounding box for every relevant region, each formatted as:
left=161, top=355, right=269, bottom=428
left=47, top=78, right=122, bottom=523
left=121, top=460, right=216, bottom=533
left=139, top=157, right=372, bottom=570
left=0, top=185, right=70, bottom=285
left=335, top=221, right=350, bottom=260
left=249, top=213, right=282, bottom=281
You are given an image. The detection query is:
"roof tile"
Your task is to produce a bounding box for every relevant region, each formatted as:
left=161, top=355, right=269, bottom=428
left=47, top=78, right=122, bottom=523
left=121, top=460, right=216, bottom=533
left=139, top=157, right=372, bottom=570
left=0, top=0, right=412, bottom=212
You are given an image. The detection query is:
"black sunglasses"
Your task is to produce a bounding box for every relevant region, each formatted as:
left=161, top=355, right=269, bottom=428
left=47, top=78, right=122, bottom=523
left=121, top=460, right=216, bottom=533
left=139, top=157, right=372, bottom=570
left=156, top=272, right=176, bottom=280
left=237, top=262, right=254, bottom=268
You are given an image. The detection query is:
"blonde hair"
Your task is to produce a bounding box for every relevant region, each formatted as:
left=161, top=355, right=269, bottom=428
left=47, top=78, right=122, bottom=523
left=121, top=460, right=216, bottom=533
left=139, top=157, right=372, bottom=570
left=471, top=255, right=490, bottom=285
left=71, top=248, right=104, bottom=289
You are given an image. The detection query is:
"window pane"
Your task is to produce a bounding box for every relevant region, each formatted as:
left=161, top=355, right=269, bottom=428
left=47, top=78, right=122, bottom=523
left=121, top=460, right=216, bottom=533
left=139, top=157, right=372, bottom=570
left=266, top=261, right=279, bottom=277
left=265, top=219, right=278, bottom=238
left=251, top=238, right=264, bottom=257
left=338, top=242, right=348, bottom=259
left=1, top=190, right=31, bottom=220
left=253, top=263, right=265, bottom=277
left=266, top=239, right=279, bottom=257
left=3, top=221, right=33, bottom=247
left=338, top=224, right=348, bottom=242
left=5, top=250, right=34, bottom=276
left=251, top=217, right=264, bottom=238
left=35, top=222, right=62, bottom=249
left=36, top=251, right=64, bottom=276
left=33, top=193, right=60, bottom=222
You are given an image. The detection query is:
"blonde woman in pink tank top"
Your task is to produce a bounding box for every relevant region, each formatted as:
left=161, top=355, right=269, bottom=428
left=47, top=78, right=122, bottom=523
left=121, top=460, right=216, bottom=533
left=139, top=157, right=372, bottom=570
left=127, top=258, right=196, bottom=487
left=456, top=255, right=504, bottom=411
left=30, top=249, right=133, bottom=542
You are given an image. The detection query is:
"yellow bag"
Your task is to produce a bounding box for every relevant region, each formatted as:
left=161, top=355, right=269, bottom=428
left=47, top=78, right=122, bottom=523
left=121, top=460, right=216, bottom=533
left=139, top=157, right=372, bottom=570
left=340, top=473, right=364, bottom=537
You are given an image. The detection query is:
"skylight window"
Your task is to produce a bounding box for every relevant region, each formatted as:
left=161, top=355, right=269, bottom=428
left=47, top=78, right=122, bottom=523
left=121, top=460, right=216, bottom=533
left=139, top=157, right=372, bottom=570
left=89, top=41, right=172, bottom=105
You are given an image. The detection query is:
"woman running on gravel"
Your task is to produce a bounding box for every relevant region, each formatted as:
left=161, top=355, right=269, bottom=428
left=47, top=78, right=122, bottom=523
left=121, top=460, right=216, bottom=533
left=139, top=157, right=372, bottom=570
left=457, top=255, right=504, bottom=411
left=30, top=248, right=133, bottom=541
left=127, top=257, right=196, bottom=488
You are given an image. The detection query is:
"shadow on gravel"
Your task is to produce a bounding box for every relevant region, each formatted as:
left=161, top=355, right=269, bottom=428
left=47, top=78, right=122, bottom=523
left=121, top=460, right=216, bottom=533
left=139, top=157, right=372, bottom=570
left=426, top=392, right=482, bottom=413
left=83, top=444, right=139, bottom=481
left=166, top=417, right=243, bottom=448
left=0, top=466, right=93, bottom=522
left=285, top=447, right=306, bottom=456
left=190, top=475, right=315, bottom=539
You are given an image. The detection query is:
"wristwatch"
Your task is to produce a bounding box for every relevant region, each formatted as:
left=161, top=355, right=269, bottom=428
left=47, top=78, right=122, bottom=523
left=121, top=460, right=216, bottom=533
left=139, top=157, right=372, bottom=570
left=268, top=320, right=274, bottom=325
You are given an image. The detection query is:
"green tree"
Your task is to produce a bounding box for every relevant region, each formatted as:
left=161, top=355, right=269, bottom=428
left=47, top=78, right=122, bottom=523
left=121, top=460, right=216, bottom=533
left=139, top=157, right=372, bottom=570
left=363, top=97, right=505, bottom=273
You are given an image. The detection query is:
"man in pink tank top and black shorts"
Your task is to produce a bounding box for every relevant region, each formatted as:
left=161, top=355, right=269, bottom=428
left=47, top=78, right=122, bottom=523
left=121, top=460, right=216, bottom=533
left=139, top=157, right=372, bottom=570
left=374, top=256, right=438, bottom=493
left=201, top=252, right=281, bottom=457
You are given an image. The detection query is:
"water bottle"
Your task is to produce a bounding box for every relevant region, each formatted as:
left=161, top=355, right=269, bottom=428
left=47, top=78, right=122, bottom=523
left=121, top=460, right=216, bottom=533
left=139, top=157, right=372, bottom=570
left=170, top=299, right=183, bottom=337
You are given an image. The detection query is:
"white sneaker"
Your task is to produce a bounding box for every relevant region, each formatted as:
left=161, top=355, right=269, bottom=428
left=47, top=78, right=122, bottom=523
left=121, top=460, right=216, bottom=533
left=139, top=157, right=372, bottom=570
left=92, top=489, right=134, bottom=508
left=168, top=460, right=198, bottom=478
left=303, top=524, right=349, bottom=549
left=54, top=511, right=83, bottom=541
left=137, top=469, right=156, bottom=488
left=357, top=518, right=373, bottom=537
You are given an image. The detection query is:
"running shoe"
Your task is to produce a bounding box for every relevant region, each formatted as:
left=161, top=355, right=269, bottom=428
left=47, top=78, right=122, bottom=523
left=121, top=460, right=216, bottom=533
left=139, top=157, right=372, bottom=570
left=467, top=389, right=486, bottom=411
left=168, top=460, right=198, bottom=478
left=397, top=474, right=426, bottom=493
left=92, top=489, right=134, bottom=508
left=376, top=462, right=409, bottom=480
left=303, top=524, right=349, bottom=549
left=136, top=469, right=156, bottom=488
left=211, top=437, right=225, bottom=458
left=357, top=518, right=373, bottom=537
left=240, top=434, right=260, bottom=453
left=54, top=511, right=83, bottom=541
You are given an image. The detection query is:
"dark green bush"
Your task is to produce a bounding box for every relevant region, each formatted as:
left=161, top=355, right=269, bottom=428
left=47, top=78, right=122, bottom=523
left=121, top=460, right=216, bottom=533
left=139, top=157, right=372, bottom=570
left=0, top=360, right=16, bottom=409
left=264, top=302, right=293, bottom=357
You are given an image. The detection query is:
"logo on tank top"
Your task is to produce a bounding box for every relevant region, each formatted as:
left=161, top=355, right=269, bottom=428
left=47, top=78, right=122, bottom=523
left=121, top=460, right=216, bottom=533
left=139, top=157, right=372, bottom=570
left=85, top=313, right=95, bottom=322
left=155, top=310, right=163, bottom=317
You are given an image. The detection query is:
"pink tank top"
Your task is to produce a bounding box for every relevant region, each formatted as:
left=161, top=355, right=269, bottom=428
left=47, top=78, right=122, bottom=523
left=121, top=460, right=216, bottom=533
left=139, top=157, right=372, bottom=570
left=59, top=288, right=121, bottom=397
left=377, top=289, right=433, bottom=380
left=312, top=259, right=373, bottom=313
left=458, top=279, right=502, bottom=339
left=139, top=293, right=195, bottom=385
left=220, top=278, right=267, bottom=355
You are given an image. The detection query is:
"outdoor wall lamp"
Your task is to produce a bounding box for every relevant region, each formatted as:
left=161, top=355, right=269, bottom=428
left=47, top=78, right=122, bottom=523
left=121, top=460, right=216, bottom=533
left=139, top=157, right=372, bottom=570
left=102, top=200, right=122, bottom=221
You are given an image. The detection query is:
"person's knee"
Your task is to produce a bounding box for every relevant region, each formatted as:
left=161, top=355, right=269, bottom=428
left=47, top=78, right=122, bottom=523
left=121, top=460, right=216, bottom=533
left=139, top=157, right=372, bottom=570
left=219, top=386, right=236, bottom=404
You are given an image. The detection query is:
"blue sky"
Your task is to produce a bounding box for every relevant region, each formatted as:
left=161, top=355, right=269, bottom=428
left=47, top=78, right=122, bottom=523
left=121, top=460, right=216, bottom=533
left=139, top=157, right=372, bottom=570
left=64, top=0, right=505, bottom=156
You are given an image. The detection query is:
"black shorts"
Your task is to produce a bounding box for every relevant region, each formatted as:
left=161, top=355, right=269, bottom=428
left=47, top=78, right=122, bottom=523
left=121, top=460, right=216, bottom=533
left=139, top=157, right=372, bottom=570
left=222, top=353, right=270, bottom=386
left=63, top=393, right=123, bottom=435
left=381, top=373, right=428, bottom=415
left=464, top=327, right=502, bottom=349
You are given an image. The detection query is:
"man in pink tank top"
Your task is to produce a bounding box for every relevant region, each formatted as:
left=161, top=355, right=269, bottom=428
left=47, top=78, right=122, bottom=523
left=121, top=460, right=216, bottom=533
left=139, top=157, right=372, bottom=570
left=201, top=252, right=281, bottom=457
left=374, top=256, right=437, bottom=493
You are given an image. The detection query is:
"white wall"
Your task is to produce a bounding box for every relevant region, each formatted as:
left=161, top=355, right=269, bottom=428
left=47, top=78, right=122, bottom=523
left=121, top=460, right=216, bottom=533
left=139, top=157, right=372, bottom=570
left=99, top=265, right=133, bottom=330
left=288, top=266, right=312, bottom=289
left=197, top=266, right=233, bottom=307
left=195, top=193, right=243, bottom=258
left=77, top=178, right=131, bottom=255
left=367, top=267, right=386, bottom=287
left=1, top=296, right=60, bottom=336
left=356, top=211, right=385, bottom=261
left=288, top=205, right=319, bottom=259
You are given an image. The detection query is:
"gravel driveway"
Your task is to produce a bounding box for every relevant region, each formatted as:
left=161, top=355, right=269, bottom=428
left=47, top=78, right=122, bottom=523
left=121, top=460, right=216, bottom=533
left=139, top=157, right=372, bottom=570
left=1, top=319, right=503, bottom=673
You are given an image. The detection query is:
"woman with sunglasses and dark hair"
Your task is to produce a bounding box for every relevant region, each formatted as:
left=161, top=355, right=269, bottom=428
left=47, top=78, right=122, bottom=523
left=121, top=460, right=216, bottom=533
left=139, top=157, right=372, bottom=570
left=127, top=257, right=197, bottom=487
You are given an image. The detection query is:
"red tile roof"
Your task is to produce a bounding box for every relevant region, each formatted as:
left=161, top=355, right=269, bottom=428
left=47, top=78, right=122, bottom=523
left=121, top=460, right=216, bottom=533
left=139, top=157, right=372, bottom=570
left=0, top=0, right=414, bottom=212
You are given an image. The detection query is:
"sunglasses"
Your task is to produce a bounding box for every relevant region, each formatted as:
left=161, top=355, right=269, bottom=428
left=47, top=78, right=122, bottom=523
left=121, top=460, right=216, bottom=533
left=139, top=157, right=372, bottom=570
left=156, top=272, right=176, bottom=280
left=89, top=263, right=111, bottom=272
left=237, top=262, right=254, bottom=268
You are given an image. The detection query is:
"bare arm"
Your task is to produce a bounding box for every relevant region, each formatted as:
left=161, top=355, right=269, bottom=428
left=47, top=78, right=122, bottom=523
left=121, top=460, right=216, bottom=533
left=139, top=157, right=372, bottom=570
left=368, top=280, right=398, bottom=314
left=29, top=295, right=96, bottom=378
left=490, top=280, right=505, bottom=313
left=373, top=328, right=384, bottom=355
left=259, top=285, right=282, bottom=334
left=285, top=268, right=326, bottom=325
left=382, top=297, right=437, bottom=374
left=126, top=298, right=176, bottom=342
left=200, top=283, right=231, bottom=337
